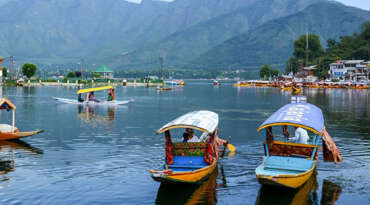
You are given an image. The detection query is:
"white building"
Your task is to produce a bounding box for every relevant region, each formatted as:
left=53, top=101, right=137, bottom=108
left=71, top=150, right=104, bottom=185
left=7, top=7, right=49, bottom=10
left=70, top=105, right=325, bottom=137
left=329, top=60, right=369, bottom=81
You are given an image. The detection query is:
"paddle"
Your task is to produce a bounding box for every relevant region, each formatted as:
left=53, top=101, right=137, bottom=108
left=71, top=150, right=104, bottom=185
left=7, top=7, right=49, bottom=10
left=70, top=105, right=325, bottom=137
left=221, top=136, right=236, bottom=158
left=227, top=143, right=236, bottom=152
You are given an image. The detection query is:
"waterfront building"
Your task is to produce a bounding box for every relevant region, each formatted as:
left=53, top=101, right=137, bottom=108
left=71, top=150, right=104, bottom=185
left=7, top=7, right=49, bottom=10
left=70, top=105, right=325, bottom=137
left=93, top=66, right=114, bottom=79
left=329, top=60, right=369, bottom=81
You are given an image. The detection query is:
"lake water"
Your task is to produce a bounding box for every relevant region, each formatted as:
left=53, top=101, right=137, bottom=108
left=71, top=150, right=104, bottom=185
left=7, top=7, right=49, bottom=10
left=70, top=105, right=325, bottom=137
left=0, top=81, right=369, bottom=205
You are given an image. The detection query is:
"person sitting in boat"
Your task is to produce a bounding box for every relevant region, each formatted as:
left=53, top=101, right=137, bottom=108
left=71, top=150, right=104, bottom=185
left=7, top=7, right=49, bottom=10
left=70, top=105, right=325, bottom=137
left=186, top=128, right=199, bottom=142
left=182, top=132, right=190, bottom=143
left=289, top=127, right=309, bottom=144
left=107, top=89, right=115, bottom=101
left=78, top=94, right=84, bottom=102
left=88, top=92, right=99, bottom=102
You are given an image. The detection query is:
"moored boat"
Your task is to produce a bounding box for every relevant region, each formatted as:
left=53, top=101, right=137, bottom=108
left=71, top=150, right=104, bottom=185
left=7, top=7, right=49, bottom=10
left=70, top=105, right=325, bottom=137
left=213, top=80, right=221, bottom=86
left=0, top=98, right=43, bottom=140
left=156, top=86, right=173, bottom=91
left=149, top=110, right=227, bottom=184
left=255, top=96, right=342, bottom=189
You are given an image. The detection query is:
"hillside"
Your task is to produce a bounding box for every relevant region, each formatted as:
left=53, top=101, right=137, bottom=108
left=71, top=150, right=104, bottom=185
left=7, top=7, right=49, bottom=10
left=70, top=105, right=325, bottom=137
left=192, top=1, right=370, bottom=69
left=112, top=0, right=323, bottom=69
left=0, top=0, right=256, bottom=64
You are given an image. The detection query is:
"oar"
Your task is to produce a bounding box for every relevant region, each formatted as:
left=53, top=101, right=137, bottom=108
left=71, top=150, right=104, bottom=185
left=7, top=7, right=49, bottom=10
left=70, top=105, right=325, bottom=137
left=221, top=136, right=235, bottom=158
left=227, top=143, right=236, bottom=152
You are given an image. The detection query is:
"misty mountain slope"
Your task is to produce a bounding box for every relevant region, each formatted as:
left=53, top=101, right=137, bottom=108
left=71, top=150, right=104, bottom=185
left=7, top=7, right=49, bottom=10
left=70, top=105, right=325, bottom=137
left=0, top=0, right=258, bottom=64
left=112, top=0, right=324, bottom=68
left=192, top=1, right=370, bottom=69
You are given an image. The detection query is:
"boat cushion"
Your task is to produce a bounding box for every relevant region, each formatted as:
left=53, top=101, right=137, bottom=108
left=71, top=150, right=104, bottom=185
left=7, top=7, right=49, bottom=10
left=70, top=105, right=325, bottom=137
left=167, top=156, right=208, bottom=169
left=264, top=141, right=318, bottom=160
left=0, top=124, right=18, bottom=133
left=263, top=156, right=314, bottom=172
left=172, top=142, right=207, bottom=157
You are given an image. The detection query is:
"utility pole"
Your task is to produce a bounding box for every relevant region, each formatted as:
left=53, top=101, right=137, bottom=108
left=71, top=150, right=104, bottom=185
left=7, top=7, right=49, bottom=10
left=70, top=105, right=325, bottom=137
left=9, top=56, right=14, bottom=79
left=305, top=32, right=309, bottom=67
left=80, top=58, right=84, bottom=80
left=158, top=56, right=163, bottom=80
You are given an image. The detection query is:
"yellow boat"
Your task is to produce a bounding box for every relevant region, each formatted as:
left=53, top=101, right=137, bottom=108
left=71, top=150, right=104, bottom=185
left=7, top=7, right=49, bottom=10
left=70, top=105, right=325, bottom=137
left=155, top=167, right=218, bottom=204
left=255, top=96, right=342, bottom=189
left=292, top=87, right=301, bottom=94
left=150, top=110, right=225, bottom=184
left=255, top=171, right=318, bottom=205
left=281, top=86, right=293, bottom=91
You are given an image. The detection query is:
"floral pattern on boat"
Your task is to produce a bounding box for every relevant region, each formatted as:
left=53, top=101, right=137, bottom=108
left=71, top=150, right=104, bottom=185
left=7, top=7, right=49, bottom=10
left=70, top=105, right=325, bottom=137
left=172, top=142, right=207, bottom=157
left=264, top=141, right=318, bottom=160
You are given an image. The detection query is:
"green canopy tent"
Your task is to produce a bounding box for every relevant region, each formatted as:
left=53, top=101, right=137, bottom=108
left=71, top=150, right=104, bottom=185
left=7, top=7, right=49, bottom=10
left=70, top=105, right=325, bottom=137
left=93, top=66, right=114, bottom=79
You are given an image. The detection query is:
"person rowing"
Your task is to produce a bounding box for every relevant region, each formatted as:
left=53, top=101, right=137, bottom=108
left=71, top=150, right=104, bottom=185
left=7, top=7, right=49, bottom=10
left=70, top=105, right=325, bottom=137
left=86, top=92, right=99, bottom=103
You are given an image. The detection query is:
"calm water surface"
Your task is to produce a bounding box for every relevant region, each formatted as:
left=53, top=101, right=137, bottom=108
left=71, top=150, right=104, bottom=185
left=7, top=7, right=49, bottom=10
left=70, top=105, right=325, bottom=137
left=0, top=81, right=368, bottom=205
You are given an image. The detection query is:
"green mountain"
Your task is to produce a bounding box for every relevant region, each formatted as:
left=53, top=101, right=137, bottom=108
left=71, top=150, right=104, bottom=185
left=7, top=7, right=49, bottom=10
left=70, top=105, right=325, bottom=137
left=112, top=0, right=324, bottom=69
left=0, top=0, right=257, bottom=65
left=193, top=1, right=370, bottom=69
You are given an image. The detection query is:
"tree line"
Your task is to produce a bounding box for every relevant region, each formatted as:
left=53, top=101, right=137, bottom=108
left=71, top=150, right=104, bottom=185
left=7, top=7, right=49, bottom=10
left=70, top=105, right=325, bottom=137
left=259, top=21, right=369, bottom=80
left=285, top=21, right=370, bottom=79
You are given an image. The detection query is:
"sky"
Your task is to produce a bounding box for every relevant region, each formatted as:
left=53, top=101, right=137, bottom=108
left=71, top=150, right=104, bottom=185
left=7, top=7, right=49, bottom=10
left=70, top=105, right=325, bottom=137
left=124, top=0, right=370, bottom=11
left=335, top=0, right=370, bottom=11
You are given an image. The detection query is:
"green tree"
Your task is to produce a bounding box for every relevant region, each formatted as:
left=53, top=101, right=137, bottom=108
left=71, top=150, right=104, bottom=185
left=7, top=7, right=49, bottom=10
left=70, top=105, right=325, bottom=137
left=293, top=34, right=324, bottom=65
left=2, top=67, right=8, bottom=77
left=67, top=72, right=76, bottom=78
left=22, top=63, right=37, bottom=78
left=271, top=69, right=280, bottom=77
left=260, top=64, right=271, bottom=79
left=285, top=58, right=301, bottom=74
left=92, top=73, right=100, bottom=78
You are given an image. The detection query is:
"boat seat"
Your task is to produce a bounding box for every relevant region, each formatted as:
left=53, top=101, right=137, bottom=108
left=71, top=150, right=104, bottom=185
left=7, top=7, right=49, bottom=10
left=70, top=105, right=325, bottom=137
left=263, top=156, right=314, bottom=172
left=167, top=156, right=207, bottom=169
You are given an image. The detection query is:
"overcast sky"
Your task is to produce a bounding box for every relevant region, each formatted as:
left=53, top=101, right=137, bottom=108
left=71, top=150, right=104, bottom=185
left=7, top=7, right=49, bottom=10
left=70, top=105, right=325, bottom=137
left=125, top=0, right=370, bottom=11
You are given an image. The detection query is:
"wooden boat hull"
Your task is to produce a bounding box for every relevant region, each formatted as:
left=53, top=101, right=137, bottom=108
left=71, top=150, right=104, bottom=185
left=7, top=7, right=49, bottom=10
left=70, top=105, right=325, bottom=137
left=256, top=161, right=316, bottom=189
left=0, top=130, right=43, bottom=141
left=281, top=87, right=292, bottom=91
left=53, top=97, right=134, bottom=105
left=150, top=158, right=218, bottom=184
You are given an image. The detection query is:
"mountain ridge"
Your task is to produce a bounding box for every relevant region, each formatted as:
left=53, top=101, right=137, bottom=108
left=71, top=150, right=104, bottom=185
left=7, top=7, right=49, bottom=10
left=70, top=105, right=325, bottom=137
left=192, top=1, right=370, bottom=69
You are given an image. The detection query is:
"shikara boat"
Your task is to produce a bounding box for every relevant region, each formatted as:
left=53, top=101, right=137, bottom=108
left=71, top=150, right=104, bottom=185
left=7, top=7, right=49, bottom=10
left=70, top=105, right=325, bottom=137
left=155, top=168, right=218, bottom=205
left=292, top=87, right=301, bottom=94
left=156, top=86, right=173, bottom=91
left=150, top=110, right=223, bottom=184
left=213, top=80, right=221, bottom=86
left=255, top=171, right=318, bottom=205
left=255, top=97, right=342, bottom=189
left=53, top=86, right=134, bottom=105
left=0, top=98, right=43, bottom=140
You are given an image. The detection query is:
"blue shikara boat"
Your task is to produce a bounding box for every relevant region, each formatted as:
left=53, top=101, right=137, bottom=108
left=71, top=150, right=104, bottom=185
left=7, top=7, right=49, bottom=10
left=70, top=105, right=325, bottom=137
left=255, top=99, right=342, bottom=188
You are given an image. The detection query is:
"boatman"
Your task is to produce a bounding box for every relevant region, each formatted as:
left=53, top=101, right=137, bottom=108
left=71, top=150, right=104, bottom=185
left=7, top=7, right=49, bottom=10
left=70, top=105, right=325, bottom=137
left=185, top=128, right=200, bottom=142
left=289, top=127, right=309, bottom=144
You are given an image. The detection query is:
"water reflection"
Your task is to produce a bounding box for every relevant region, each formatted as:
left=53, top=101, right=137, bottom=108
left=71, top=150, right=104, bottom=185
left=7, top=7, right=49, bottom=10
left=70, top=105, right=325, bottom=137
left=156, top=166, right=227, bottom=205
left=255, top=171, right=342, bottom=205
left=0, top=139, right=43, bottom=154
left=77, top=105, right=115, bottom=125
left=0, top=139, right=43, bottom=176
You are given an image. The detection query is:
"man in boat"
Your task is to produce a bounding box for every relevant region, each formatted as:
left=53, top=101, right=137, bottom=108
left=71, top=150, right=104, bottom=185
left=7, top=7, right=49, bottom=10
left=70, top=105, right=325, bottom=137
left=289, top=127, right=309, bottom=144
left=88, top=92, right=99, bottom=103
left=78, top=94, right=84, bottom=102
left=185, top=128, right=200, bottom=142
left=182, top=132, right=190, bottom=143
left=107, top=89, right=115, bottom=101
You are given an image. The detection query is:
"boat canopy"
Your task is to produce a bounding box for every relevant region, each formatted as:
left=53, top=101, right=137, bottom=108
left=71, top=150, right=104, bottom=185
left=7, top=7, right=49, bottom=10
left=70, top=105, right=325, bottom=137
left=257, top=103, right=324, bottom=135
left=77, top=86, right=113, bottom=94
left=157, top=110, right=219, bottom=134
left=0, top=98, right=16, bottom=110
